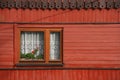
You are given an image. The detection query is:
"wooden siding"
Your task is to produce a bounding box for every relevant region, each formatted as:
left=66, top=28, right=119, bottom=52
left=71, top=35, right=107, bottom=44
left=0, top=24, right=14, bottom=68
left=0, top=9, right=120, bottom=23
left=64, top=26, right=120, bottom=67
left=0, top=70, right=120, bottom=80
left=1, top=24, right=120, bottom=68
left=0, top=8, right=120, bottom=80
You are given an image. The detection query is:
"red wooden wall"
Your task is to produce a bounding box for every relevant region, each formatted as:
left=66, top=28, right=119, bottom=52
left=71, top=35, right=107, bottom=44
left=0, top=70, right=120, bottom=80
left=0, top=8, right=120, bottom=80
left=0, top=9, right=120, bottom=23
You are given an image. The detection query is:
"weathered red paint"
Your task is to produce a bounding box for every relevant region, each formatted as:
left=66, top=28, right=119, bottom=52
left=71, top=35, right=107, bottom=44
left=0, top=70, right=120, bottom=80
left=0, top=9, right=120, bottom=22
left=0, top=8, right=120, bottom=80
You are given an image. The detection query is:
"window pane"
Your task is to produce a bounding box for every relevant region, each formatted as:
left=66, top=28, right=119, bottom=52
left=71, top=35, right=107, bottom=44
left=20, top=32, right=44, bottom=60
left=50, top=32, right=60, bottom=60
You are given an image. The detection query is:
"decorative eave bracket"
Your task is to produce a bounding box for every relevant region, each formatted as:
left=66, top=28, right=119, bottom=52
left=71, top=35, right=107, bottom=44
left=0, top=0, right=120, bottom=9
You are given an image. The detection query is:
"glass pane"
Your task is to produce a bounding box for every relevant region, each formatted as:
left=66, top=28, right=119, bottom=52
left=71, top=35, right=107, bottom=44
left=20, top=31, right=44, bottom=60
left=50, top=32, right=60, bottom=60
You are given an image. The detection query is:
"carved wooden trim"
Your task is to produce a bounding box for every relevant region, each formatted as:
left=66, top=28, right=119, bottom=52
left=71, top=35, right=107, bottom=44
left=0, top=0, right=119, bottom=9
left=77, top=0, right=84, bottom=9
left=92, top=0, right=99, bottom=9
left=115, top=0, right=120, bottom=8
left=85, top=0, right=91, bottom=9
left=106, top=0, right=114, bottom=9
left=99, top=0, right=106, bottom=8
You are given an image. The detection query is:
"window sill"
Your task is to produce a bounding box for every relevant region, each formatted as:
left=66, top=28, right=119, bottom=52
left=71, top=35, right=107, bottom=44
left=19, top=59, right=45, bottom=62
left=16, top=63, right=64, bottom=67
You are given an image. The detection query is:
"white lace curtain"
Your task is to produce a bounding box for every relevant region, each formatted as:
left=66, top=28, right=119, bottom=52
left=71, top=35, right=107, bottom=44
left=21, top=31, right=60, bottom=60
left=50, top=32, right=60, bottom=60
left=21, top=32, right=44, bottom=57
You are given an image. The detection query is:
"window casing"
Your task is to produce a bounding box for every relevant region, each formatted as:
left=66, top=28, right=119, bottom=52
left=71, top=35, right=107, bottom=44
left=15, top=27, right=63, bottom=65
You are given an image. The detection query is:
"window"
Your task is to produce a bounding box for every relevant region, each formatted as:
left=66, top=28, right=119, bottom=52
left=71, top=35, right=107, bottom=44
left=20, top=31, right=44, bottom=60
left=15, top=27, right=63, bottom=66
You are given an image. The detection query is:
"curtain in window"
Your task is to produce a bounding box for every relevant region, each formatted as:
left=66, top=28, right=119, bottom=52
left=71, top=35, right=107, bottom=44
left=50, top=32, right=60, bottom=60
left=21, top=32, right=44, bottom=57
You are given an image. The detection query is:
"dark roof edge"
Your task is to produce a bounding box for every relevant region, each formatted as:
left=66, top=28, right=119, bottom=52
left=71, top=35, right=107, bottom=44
left=0, top=22, right=120, bottom=25
left=0, top=67, right=120, bottom=70
left=0, top=0, right=120, bottom=9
